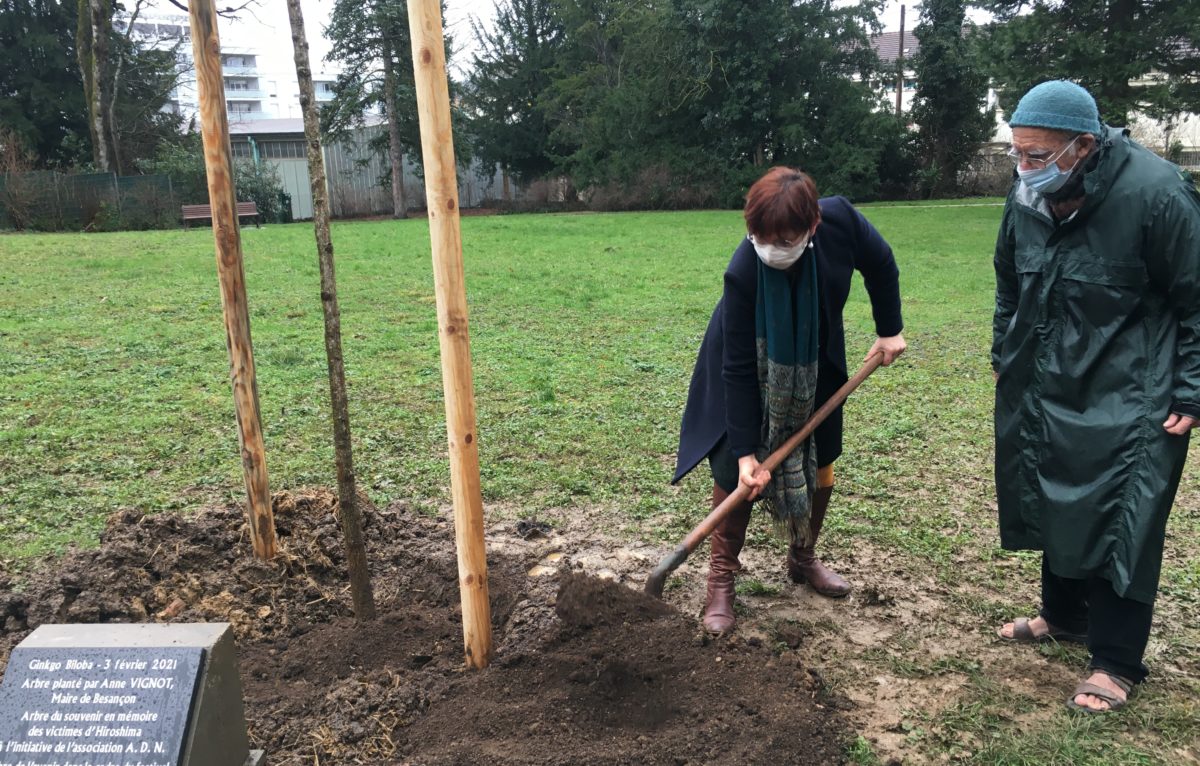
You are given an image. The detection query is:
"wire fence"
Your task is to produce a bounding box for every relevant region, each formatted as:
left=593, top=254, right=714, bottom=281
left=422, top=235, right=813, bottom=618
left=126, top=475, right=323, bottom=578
left=0, top=172, right=175, bottom=231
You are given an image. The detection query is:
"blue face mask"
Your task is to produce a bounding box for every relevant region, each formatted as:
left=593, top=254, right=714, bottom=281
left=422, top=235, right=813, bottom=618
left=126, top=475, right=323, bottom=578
left=1016, top=137, right=1082, bottom=195
left=1017, top=162, right=1077, bottom=195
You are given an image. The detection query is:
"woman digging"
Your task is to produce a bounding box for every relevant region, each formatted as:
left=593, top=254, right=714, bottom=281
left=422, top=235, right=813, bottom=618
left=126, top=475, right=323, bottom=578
left=672, top=166, right=906, bottom=633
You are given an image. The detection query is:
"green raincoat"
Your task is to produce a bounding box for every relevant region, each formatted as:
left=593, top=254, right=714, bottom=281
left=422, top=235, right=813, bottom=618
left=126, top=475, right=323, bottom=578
left=993, top=127, right=1200, bottom=604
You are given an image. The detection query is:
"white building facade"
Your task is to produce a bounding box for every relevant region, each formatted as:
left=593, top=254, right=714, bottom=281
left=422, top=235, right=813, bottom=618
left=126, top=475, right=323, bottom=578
left=122, top=3, right=342, bottom=128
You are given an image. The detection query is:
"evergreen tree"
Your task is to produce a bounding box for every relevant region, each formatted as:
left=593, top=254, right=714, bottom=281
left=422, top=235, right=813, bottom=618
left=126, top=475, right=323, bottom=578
left=467, top=0, right=914, bottom=204
left=699, top=0, right=905, bottom=199
left=910, top=0, right=993, bottom=197
left=464, top=0, right=564, bottom=186
left=685, top=0, right=794, bottom=168
left=324, top=0, right=415, bottom=217
left=323, top=0, right=458, bottom=216
left=1, top=0, right=181, bottom=171
left=0, top=0, right=89, bottom=166
left=543, top=0, right=713, bottom=202
left=109, top=29, right=187, bottom=174
left=976, top=0, right=1200, bottom=126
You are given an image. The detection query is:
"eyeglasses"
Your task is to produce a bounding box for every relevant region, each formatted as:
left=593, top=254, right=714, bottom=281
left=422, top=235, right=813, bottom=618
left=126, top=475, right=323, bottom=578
left=1006, top=135, right=1081, bottom=169
left=751, top=233, right=804, bottom=248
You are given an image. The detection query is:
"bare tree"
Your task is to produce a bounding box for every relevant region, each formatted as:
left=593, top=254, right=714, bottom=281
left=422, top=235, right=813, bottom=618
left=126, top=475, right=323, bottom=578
left=285, top=0, right=376, bottom=620
left=0, top=127, right=38, bottom=229
left=79, top=0, right=200, bottom=174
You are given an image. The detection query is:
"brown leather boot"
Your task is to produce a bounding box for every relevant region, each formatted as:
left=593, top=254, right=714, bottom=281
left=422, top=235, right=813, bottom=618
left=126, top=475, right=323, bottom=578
left=702, top=484, right=752, bottom=633
left=787, top=485, right=851, bottom=597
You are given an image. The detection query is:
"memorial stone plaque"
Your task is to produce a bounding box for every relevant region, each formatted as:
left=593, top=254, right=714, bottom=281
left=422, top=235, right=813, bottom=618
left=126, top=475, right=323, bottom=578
left=0, top=646, right=201, bottom=765
left=0, top=624, right=262, bottom=766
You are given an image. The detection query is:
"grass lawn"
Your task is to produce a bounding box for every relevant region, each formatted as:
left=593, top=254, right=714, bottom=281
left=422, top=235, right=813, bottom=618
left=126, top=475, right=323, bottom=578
left=1, top=202, right=1197, bottom=764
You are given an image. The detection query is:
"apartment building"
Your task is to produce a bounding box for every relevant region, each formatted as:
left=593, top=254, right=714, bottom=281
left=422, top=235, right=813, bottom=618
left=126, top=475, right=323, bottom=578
left=121, top=10, right=341, bottom=127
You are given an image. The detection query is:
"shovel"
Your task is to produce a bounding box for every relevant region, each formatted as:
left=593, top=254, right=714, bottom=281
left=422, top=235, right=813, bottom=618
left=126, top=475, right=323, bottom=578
left=644, top=352, right=885, bottom=598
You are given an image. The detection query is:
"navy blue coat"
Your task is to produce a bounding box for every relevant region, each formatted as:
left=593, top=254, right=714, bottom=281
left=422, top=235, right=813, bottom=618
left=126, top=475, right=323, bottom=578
left=672, top=196, right=903, bottom=484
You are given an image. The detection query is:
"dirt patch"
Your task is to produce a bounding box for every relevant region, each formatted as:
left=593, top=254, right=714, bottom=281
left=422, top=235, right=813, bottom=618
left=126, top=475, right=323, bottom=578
left=554, top=570, right=674, bottom=628
left=0, top=489, right=851, bottom=765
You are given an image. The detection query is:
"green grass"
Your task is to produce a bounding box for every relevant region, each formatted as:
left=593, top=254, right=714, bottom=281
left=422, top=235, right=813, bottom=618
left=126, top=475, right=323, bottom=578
left=0, top=213, right=731, bottom=554
left=2, top=203, right=1197, bottom=763
left=735, top=578, right=782, bottom=597
left=846, top=734, right=881, bottom=765
left=0, top=204, right=1004, bottom=557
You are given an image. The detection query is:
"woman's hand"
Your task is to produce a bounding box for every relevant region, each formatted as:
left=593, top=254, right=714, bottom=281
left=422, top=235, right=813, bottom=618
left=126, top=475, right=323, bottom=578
left=737, top=454, right=770, bottom=500
left=866, top=334, right=907, bottom=366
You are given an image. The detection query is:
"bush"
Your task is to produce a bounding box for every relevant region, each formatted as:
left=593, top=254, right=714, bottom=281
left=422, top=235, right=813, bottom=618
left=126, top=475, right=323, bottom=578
left=583, top=164, right=721, bottom=212
left=0, top=128, right=38, bottom=229
left=146, top=134, right=208, bottom=205
left=233, top=160, right=284, bottom=222
left=958, top=144, right=1014, bottom=197
left=117, top=178, right=178, bottom=230
left=147, top=133, right=287, bottom=222
left=276, top=189, right=294, bottom=223
left=488, top=176, right=582, bottom=214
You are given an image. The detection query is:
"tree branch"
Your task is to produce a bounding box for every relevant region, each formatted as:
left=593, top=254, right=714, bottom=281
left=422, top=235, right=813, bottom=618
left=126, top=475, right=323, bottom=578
left=164, top=0, right=260, bottom=18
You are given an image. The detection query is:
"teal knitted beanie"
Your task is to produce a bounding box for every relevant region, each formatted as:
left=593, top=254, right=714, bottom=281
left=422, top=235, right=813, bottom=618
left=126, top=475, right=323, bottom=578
left=1010, top=80, right=1102, bottom=135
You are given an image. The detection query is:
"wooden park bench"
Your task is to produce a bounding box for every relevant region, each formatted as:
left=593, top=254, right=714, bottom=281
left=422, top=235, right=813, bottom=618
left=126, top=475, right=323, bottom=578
left=181, top=201, right=261, bottom=229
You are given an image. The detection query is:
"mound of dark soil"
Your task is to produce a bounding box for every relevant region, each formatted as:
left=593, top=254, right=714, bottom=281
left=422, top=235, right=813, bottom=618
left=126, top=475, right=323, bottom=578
left=0, top=490, right=851, bottom=764
left=554, top=569, right=674, bottom=627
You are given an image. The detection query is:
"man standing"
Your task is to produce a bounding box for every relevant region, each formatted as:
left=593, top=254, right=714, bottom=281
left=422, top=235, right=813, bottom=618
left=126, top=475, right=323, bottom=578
left=992, top=80, right=1200, bottom=712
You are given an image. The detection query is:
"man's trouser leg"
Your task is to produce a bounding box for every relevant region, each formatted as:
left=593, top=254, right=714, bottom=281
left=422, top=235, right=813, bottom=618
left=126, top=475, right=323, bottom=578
left=1040, top=554, right=1152, bottom=684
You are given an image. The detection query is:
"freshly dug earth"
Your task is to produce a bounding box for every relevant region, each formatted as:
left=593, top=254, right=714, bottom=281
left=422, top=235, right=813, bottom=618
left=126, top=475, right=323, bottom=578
left=0, top=490, right=852, bottom=765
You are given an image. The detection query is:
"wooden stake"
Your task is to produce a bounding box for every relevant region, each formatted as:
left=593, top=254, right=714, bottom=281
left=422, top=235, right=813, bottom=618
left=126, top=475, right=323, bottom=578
left=407, top=0, right=493, bottom=669
left=187, top=0, right=276, bottom=560
left=285, top=0, right=376, bottom=620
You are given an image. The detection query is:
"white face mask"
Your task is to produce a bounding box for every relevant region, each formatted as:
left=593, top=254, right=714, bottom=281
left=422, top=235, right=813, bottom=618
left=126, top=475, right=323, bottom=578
left=750, top=233, right=811, bottom=270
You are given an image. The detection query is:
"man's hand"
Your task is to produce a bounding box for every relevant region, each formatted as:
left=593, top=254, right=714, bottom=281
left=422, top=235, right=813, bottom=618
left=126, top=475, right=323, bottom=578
left=866, top=334, right=907, bottom=366
left=737, top=454, right=770, bottom=500
left=1163, top=412, right=1198, bottom=435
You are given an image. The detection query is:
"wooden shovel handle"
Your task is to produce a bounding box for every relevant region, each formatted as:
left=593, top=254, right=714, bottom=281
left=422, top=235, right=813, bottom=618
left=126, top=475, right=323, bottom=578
left=679, top=352, right=885, bottom=551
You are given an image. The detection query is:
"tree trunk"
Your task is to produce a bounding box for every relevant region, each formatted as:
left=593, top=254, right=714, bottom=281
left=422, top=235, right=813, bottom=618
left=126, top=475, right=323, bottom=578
left=105, top=0, right=146, bottom=177
left=1100, top=0, right=1136, bottom=125
left=285, top=0, right=376, bottom=621
left=78, top=0, right=111, bottom=171
left=91, top=0, right=112, bottom=170
left=382, top=42, right=408, bottom=219
left=105, top=63, right=122, bottom=175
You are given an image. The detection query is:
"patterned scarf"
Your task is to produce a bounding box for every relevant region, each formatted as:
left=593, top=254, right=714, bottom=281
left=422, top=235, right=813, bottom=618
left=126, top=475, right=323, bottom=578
left=754, top=247, right=820, bottom=546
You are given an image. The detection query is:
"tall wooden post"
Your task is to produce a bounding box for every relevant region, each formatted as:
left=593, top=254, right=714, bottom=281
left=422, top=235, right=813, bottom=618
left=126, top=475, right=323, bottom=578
left=407, top=0, right=493, bottom=669
left=187, top=0, right=277, bottom=560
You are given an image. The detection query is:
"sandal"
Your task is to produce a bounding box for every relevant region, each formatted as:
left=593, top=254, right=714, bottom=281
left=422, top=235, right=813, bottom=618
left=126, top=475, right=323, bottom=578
left=1066, top=671, right=1134, bottom=714
left=998, top=616, right=1087, bottom=644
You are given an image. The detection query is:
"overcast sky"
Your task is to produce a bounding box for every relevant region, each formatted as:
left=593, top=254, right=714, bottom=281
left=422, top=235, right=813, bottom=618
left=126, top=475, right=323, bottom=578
left=199, top=0, right=494, bottom=78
